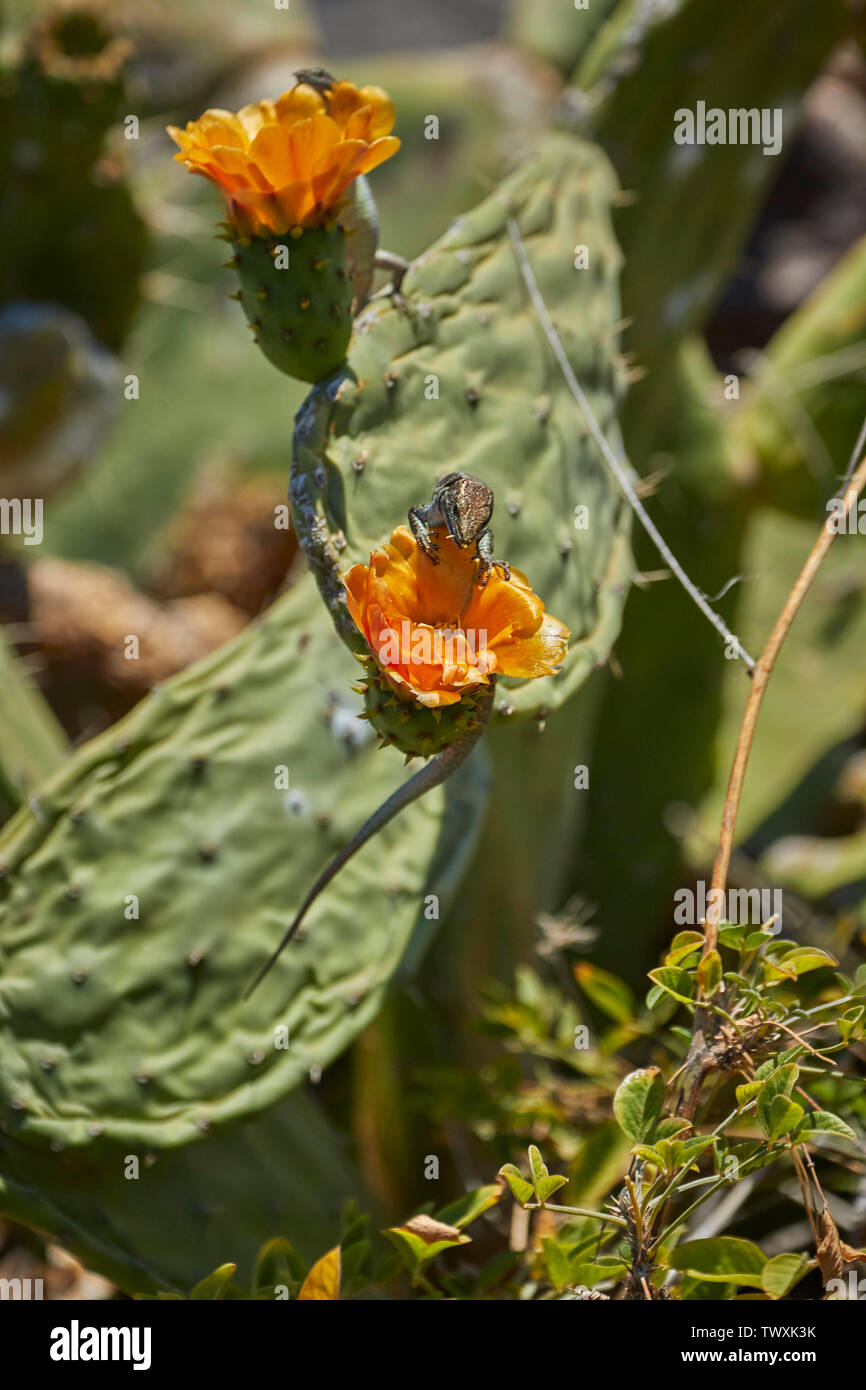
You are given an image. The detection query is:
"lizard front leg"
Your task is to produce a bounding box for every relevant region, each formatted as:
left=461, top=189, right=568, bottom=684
left=474, top=529, right=511, bottom=587
left=408, top=506, right=441, bottom=564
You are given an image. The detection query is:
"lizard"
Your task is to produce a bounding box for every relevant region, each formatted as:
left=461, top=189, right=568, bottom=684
left=243, top=472, right=505, bottom=998
left=408, top=470, right=511, bottom=587
left=293, top=67, right=410, bottom=311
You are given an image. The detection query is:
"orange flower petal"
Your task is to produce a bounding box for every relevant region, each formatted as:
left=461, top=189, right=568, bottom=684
left=493, top=614, right=570, bottom=678
left=246, top=125, right=295, bottom=189
left=356, top=136, right=402, bottom=176
left=208, top=144, right=272, bottom=192
left=342, top=525, right=570, bottom=708
left=194, top=111, right=249, bottom=150
left=228, top=188, right=285, bottom=234
left=274, top=84, right=328, bottom=122
left=169, top=81, right=400, bottom=234
left=469, top=567, right=545, bottom=642
left=328, top=82, right=395, bottom=140
left=236, top=100, right=278, bottom=140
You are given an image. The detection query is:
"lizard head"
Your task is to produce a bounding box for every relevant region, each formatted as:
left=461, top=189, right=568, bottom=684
left=435, top=472, right=494, bottom=547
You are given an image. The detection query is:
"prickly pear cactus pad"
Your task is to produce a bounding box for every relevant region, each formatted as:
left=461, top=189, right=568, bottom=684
left=291, top=131, right=633, bottom=719
left=0, top=579, right=488, bottom=1156
left=0, top=1084, right=370, bottom=1295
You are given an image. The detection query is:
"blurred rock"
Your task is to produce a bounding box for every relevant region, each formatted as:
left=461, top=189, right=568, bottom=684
left=0, top=1224, right=115, bottom=1300
left=23, top=556, right=246, bottom=691
left=0, top=302, right=119, bottom=497
left=149, top=467, right=298, bottom=617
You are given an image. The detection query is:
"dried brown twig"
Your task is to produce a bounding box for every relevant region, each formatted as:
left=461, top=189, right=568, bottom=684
left=680, top=451, right=866, bottom=1115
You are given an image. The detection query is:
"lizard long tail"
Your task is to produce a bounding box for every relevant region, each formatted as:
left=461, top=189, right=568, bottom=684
left=243, top=687, right=494, bottom=999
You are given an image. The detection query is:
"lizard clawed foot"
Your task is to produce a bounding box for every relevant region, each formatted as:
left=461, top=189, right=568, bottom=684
left=474, top=557, right=510, bottom=587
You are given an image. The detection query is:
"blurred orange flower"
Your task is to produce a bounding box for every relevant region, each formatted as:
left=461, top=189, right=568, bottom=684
left=344, top=527, right=570, bottom=708
left=167, top=80, right=399, bottom=236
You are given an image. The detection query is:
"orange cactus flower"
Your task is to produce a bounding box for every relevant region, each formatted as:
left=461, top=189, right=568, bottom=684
left=167, top=80, right=400, bottom=236
left=344, top=526, right=570, bottom=708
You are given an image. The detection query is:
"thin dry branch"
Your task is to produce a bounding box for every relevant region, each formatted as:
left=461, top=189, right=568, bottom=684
left=678, top=449, right=866, bottom=1118
left=701, top=452, right=866, bottom=959
left=507, top=219, right=756, bottom=672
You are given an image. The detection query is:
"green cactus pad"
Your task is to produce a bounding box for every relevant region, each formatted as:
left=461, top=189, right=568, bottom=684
left=573, top=0, right=858, bottom=457
left=0, top=629, right=68, bottom=821
left=232, top=224, right=354, bottom=384
left=291, top=131, right=633, bottom=723
left=0, top=577, right=489, bottom=1168
left=0, top=1083, right=369, bottom=1296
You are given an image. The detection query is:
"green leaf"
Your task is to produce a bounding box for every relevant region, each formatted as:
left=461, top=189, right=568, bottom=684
left=498, top=1163, right=534, bottom=1207
left=754, top=1058, right=780, bottom=1080
left=385, top=1217, right=468, bottom=1276
left=736, top=1080, right=763, bottom=1107
left=574, top=962, right=635, bottom=1023
left=756, top=1063, right=799, bottom=1137
left=536, top=1174, right=569, bottom=1205
left=668, top=1237, right=767, bottom=1288
left=251, top=1237, right=305, bottom=1297
left=838, top=1007, right=864, bottom=1043
left=338, top=1238, right=372, bottom=1297
left=761, top=1253, right=812, bottom=1299
left=647, top=967, right=695, bottom=1007
left=541, top=1237, right=577, bottom=1291
left=744, top=929, right=773, bottom=952
left=632, top=1143, right=669, bottom=1170
left=717, top=924, right=746, bottom=949
left=189, top=1263, right=238, bottom=1300
left=697, top=949, right=722, bottom=997
left=670, top=1137, right=715, bottom=1169
left=794, top=1110, right=856, bottom=1141
left=778, top=947, right=838, bottom=975
left=652, top=1116, right=692, bottom=1140
left=665, top=932, right=705, bottom=966
left=437, top=1183, right=503, bottom=1231
left=569, top=1257, right=627, bottom=1288
left=764, top=1095, right=804, bottom=1142
left=613, top=1068, right=665, bottom=1143
left=767, top=945, right=839, bottom=989
left=528, top=1144, right=549, bottom=1191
